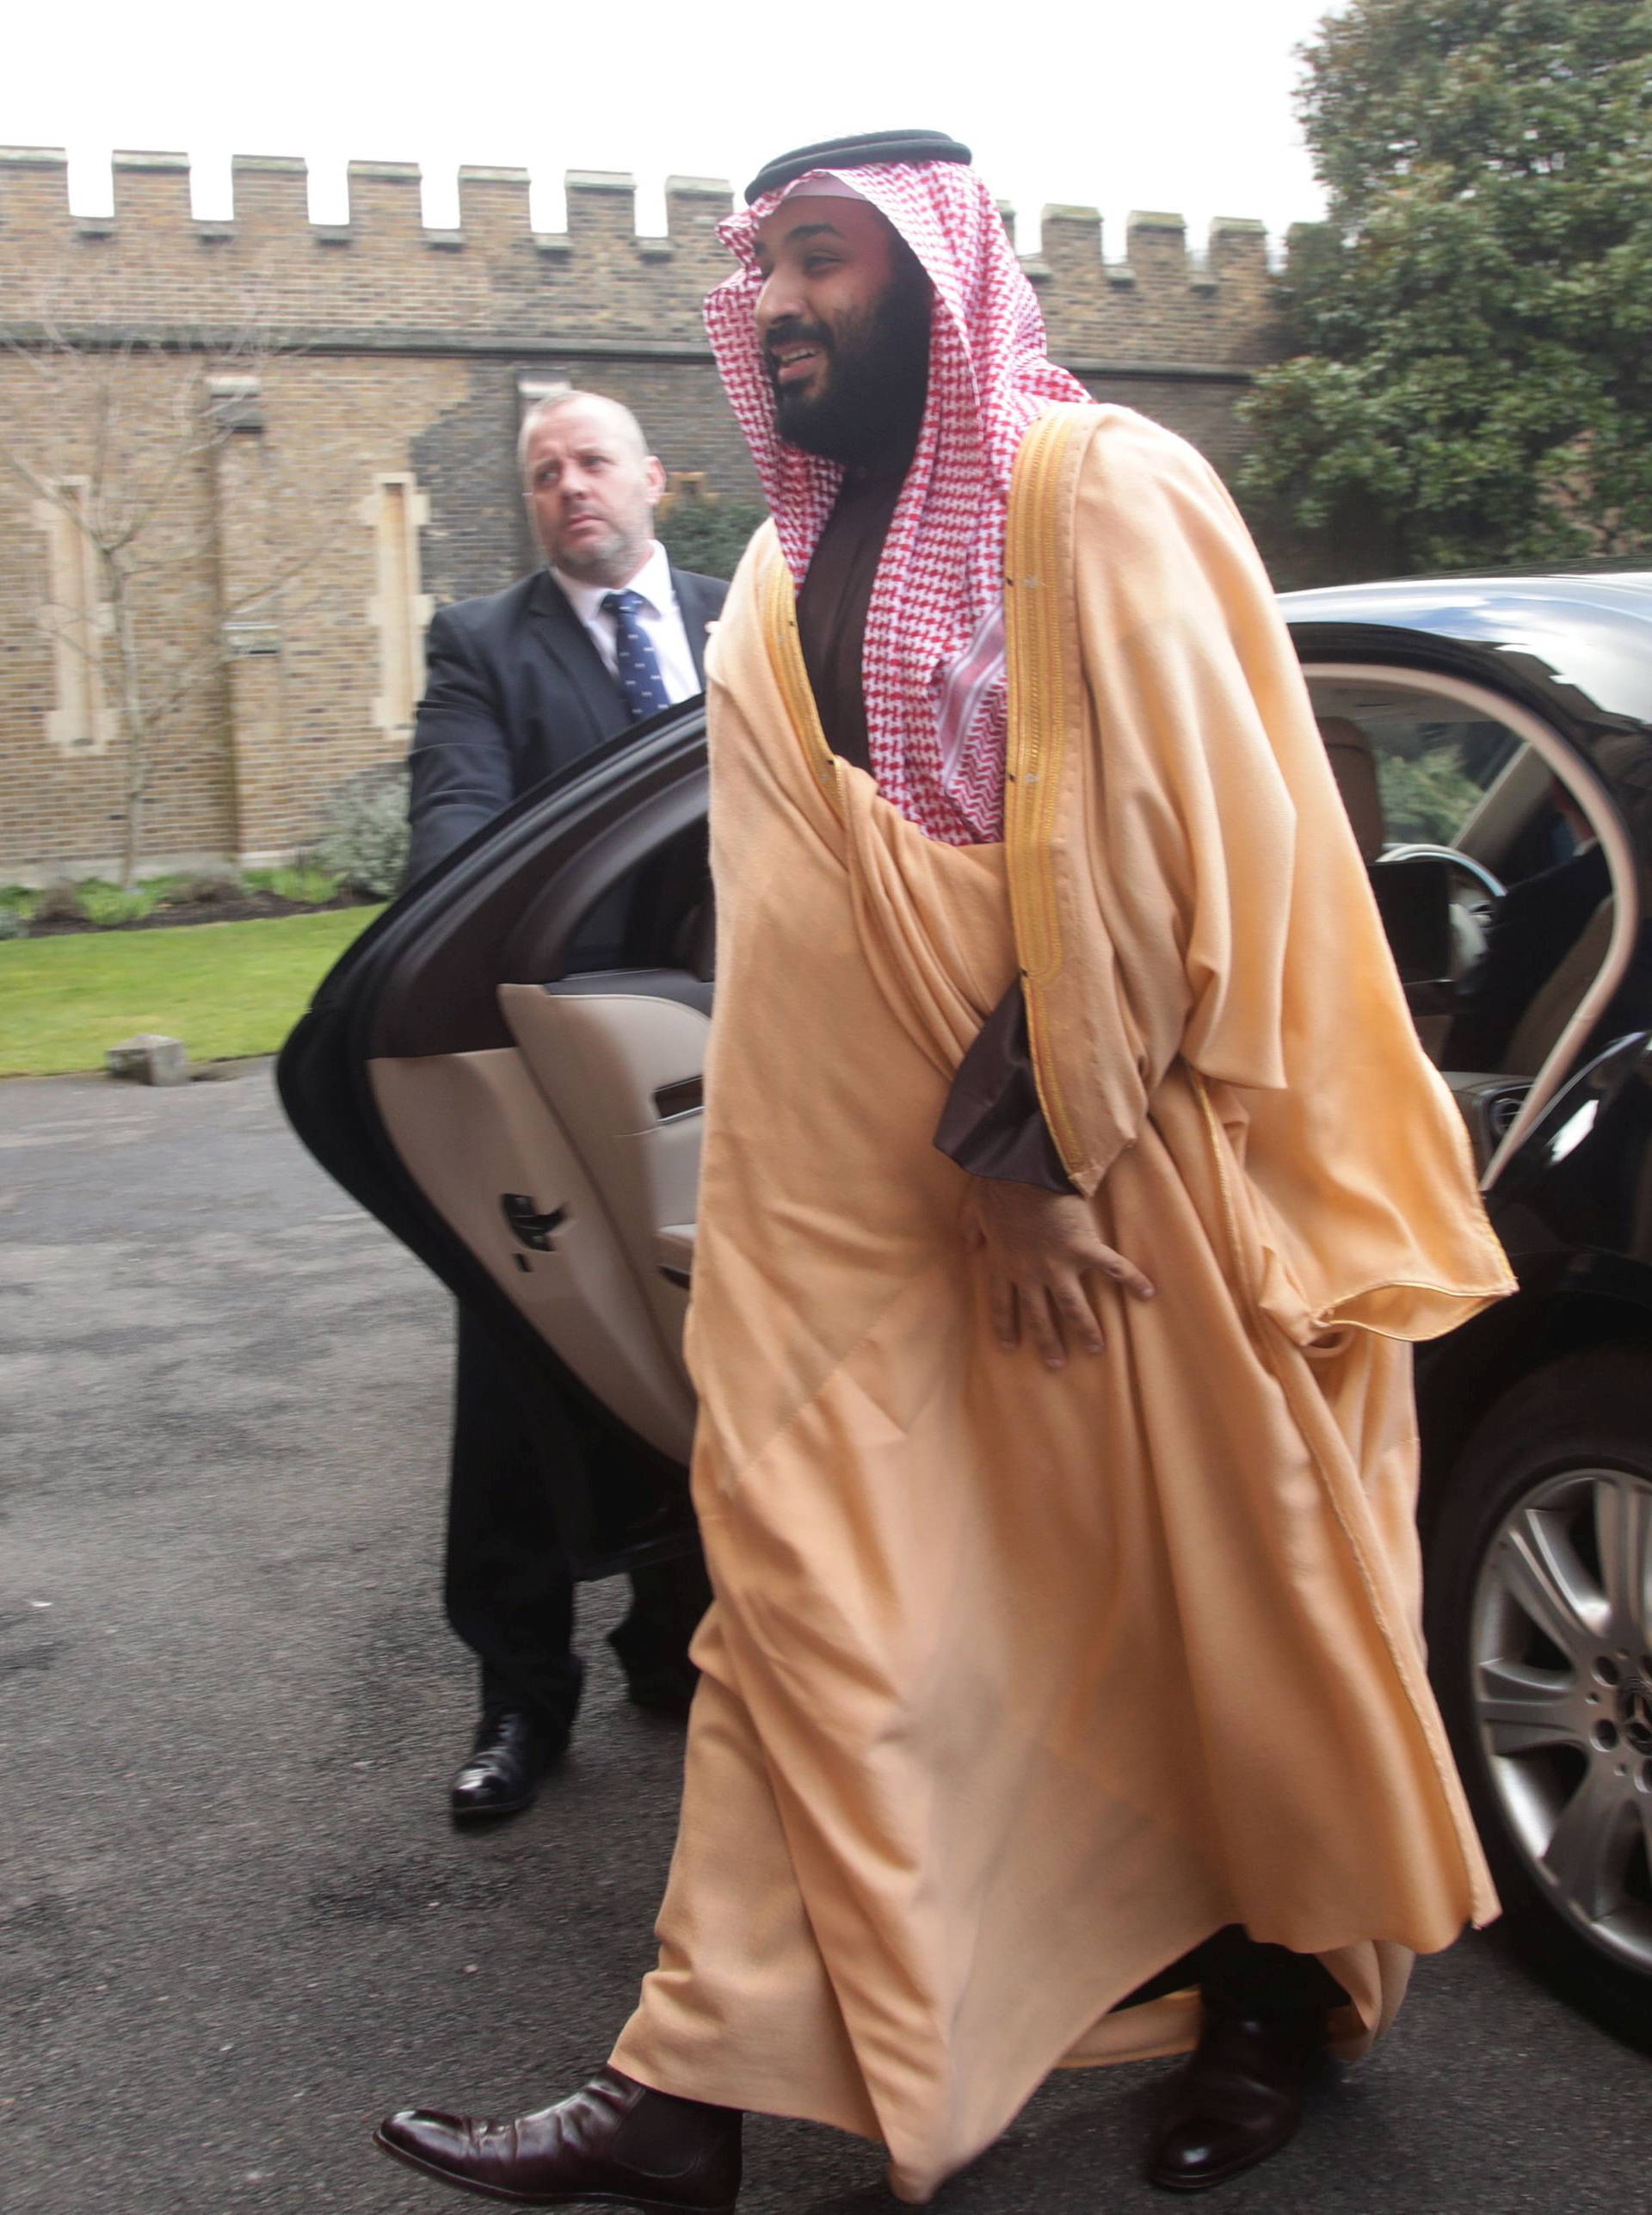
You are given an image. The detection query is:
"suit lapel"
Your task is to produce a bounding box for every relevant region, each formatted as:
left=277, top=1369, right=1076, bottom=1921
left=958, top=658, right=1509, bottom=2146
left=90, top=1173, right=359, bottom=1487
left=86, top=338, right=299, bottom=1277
left=673, top=568, right=718, bottom=688
left=528, top=571, right=629, bottom=739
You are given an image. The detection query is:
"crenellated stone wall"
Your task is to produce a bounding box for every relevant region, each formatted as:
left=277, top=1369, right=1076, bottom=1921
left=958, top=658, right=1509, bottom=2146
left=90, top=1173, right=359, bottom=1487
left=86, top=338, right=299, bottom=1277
left=0, top=148, right=1291, bottom=879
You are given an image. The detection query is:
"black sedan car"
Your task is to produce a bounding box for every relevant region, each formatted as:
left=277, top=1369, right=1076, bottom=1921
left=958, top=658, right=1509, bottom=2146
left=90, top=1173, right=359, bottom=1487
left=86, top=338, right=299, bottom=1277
left=280, top=570, right=1652, bottom=2051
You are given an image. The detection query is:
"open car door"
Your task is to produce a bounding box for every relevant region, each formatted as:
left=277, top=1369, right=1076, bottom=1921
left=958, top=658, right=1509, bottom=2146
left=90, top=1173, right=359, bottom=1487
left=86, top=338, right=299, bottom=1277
left=277, top=703, right=710, bottom=1578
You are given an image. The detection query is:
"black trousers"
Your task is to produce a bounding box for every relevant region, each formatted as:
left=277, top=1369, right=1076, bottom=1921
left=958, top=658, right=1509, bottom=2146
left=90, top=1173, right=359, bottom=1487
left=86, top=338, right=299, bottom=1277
left=443, top=1305, right=711, bottom=1731
left=1121, top=1924, right=1347, bottom=2019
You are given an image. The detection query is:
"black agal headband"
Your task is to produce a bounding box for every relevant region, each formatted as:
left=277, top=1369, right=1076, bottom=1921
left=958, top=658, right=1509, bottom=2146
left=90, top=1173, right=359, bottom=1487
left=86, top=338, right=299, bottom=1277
left=744, top=130, right=973, bottom=207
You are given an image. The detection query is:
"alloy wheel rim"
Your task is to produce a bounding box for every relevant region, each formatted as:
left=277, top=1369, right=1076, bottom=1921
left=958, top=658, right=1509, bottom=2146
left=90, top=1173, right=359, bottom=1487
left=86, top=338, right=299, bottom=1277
left=1470, top=1465, right=1652, bottom=1976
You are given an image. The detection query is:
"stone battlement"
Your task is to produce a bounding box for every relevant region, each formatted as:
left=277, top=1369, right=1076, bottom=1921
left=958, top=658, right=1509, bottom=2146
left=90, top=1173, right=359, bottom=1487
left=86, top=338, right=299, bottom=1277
left=0, top=147, right=1279, bottom=370
left=0, top=145, right=1295, bottom=881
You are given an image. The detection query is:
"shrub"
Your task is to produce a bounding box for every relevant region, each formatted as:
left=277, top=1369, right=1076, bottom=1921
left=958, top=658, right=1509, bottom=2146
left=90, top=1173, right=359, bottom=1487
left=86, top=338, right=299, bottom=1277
left=657, top=498, right=769, bottom=583
left=31, top=880, right=88, bottom=925
left=156, top=872, right=243, bottom=909
left=245, top=861, right=343, bottom=906
left=0, top=905, right=27, bottom=941
left=78, top=879, right=161, bottom=927
left=318, top=764, right=411, bottom=898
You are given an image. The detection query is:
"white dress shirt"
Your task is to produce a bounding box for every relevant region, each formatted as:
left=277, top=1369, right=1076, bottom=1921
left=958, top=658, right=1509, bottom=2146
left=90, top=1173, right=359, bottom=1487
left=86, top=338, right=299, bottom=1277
left=549, top=540, right=700, bottom=706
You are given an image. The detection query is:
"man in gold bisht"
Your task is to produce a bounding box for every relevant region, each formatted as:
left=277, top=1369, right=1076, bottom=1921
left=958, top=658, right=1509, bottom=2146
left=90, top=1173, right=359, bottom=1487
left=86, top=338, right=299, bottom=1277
left=378, top=129, right=1517, bottom=2210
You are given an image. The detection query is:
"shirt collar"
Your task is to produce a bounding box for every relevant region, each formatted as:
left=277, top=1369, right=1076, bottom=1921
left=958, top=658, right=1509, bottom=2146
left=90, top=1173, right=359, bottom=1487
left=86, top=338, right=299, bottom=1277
left=550, top=540, right=672, bottom=627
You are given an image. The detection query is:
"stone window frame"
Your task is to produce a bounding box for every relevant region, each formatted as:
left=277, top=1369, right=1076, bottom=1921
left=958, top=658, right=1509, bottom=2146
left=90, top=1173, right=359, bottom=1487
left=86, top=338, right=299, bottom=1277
left=34, top=478, right=118, bottom=756
left=360, top=472, right=433, bottom=740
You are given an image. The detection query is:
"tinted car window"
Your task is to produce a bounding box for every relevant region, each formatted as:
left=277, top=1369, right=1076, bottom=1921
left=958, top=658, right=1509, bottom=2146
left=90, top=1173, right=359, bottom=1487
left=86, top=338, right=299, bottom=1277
left=1308, top=674, right=1522, bottom=850
left=1304, top=669, right=1647, bottom=1098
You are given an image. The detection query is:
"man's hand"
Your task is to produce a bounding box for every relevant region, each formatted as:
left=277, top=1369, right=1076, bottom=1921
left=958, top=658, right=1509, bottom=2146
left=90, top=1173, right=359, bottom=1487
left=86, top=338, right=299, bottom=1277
left=960, top=1178, right=1155, bottom=1370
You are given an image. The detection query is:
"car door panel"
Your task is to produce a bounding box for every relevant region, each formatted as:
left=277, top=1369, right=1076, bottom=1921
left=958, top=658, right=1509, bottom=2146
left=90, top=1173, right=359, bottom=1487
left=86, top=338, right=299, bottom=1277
left=367, top=1045, right=697, bottom=1463
left=279, top=708, right=712, bottom=1576
left=499, top=983, right=707, bottom=1400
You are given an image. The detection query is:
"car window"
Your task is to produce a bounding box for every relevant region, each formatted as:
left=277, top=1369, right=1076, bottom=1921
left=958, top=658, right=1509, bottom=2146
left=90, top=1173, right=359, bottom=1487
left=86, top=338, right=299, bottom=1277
left=1307, top=673, right=1524, bottom=852
left=564, top=818, right=712, bottom=978
left=1301, top=662, right=1652, bottom=1196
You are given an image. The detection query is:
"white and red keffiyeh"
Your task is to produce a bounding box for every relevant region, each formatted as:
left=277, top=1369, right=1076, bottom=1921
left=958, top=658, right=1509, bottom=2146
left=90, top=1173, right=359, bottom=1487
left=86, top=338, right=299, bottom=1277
left=707, top=162, right=1091, bottom=846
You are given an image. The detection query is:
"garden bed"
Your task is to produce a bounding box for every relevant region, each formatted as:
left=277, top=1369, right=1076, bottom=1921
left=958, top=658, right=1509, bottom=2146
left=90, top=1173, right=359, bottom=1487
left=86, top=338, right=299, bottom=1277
left=2, top=867, right=378, bottom=940
left=22, top=887, right=373, bottom=936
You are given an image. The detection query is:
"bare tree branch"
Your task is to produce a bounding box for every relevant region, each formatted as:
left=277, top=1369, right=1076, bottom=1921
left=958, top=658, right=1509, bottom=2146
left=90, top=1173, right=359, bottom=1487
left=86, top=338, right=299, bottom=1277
left=3, top=304, right=348, bottom=882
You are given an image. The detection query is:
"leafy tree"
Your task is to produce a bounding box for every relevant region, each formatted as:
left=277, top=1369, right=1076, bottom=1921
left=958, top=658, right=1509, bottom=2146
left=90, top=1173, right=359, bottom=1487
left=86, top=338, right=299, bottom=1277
left=656, top=495, right=769, bottom=581
left=1240, top=0, right=1652, bottom=574
left=1377, top=746, right=1485, bottom=841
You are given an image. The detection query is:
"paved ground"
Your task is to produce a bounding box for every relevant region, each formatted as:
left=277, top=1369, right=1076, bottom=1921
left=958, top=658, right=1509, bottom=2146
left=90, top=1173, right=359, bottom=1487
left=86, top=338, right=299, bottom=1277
left=0, top=1061, right=1643, bottom=2215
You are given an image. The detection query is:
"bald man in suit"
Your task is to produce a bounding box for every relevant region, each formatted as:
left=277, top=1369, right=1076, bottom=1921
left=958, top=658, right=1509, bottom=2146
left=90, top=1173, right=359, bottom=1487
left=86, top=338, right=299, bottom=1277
left=408, top=389, right=725, bottom=1819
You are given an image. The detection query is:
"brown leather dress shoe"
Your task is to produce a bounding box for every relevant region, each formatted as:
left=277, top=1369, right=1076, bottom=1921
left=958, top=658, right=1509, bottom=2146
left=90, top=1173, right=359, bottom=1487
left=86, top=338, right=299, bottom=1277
left=374, top=2066, right=742, bottom=2210
left=1147, top=2008, right=1326, bottom=2192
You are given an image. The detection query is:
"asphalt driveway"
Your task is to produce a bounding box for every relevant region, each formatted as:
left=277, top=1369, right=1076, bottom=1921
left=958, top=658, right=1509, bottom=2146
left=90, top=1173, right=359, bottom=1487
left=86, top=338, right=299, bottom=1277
left=0, top=1060, right=1643, bottom=2213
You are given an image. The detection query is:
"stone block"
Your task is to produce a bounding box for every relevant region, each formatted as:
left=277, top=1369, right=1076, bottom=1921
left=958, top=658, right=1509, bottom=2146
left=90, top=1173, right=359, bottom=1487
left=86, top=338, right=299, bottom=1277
left=106, top=1033, right=191, bottom=1086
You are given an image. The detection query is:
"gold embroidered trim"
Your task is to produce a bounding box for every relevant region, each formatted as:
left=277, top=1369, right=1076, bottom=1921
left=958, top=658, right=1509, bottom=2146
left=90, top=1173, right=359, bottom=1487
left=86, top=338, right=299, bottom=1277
left=761, top=550, right=841, bottom=814
left=1191, top=1068, right=1515, bottom=1339
left=1005, top=405, right=1092, bottom=1182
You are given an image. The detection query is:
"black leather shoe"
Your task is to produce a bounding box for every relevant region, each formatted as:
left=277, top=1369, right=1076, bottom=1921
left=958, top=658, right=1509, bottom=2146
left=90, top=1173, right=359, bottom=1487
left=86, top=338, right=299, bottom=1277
left=375, top=2064, right=743, bottom=2209
left=448, top=1710, right=564, bottom=1822
left=1148, top=2007, right=1326, bottom=2192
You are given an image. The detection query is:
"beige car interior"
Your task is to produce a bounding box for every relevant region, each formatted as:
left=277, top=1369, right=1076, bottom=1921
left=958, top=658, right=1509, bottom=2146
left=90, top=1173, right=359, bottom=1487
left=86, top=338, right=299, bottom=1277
left=1317, top=716, right=1385, bottom=863
left=1310, top=668, right=1638, bottom=1182
left=370, top=1031, right=703, bottom=1465
left=1503, top=898, right=1617, bottom=1077
left=365, top=809, right=716, bottom=1466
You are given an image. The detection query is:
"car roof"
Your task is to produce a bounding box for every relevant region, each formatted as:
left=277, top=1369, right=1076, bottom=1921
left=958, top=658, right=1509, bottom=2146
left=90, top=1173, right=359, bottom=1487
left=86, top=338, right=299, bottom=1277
left=1280, top=571, right=1652, bottom=627
left=1279, top=571, right=1652, bottom=732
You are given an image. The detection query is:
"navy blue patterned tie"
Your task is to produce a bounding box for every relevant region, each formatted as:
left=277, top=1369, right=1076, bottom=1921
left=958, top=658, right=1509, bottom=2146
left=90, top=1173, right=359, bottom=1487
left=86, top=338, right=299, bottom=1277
left=601, top=589, right=672, bottom=720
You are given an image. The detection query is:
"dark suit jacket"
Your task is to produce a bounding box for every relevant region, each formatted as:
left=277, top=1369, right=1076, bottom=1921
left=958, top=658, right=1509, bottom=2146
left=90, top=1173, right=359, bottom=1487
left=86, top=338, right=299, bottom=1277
left=406, top=564, right=727, bottom=884
left=1445, top=842, right=1611, bottom=1070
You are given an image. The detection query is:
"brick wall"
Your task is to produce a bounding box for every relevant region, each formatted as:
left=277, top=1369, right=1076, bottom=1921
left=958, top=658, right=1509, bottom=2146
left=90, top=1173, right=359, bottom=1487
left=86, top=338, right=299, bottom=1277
left=0, top=147, right=1291, bottom=879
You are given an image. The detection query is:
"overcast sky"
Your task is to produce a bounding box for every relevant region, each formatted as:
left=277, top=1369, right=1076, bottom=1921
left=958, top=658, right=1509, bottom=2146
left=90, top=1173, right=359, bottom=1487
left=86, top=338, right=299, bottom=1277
left=6, top=0, right=1337, bottom=256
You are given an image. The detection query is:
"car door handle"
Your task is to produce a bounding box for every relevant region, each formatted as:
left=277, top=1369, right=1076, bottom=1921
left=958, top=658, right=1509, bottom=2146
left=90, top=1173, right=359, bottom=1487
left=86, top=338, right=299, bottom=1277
left=500, top=1193, right=567, bottom=1251
left=654, top=1077, right=704, bottom=1121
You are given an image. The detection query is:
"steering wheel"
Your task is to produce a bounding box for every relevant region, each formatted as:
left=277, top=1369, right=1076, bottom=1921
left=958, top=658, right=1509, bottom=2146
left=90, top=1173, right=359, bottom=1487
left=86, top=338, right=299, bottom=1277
left=1373, top=843, right=1505, bottom=980
left=1377, top=843, right=1506, bottom=901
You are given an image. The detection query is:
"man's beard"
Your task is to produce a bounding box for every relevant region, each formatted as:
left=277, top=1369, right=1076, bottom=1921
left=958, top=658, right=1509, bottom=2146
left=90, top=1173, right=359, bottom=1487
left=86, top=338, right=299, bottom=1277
left=549, top=513, right=636, bottom=587
left=767, top=272, right=933, bottom=471
left=553, top=526, right=621, bottom=583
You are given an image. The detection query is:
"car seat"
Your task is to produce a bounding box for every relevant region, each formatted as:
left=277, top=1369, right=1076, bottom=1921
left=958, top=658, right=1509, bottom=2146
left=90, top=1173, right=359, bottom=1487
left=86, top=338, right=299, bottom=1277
left=1502, top=897, right=1615, bottom=1077
left=1317, top=715, right=1385, bottom=862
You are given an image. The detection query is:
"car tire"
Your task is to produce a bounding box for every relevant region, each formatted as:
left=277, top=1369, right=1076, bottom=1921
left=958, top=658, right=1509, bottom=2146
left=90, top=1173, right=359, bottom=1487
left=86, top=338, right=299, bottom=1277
left=1425, top=1344, right=1652, bottom=2051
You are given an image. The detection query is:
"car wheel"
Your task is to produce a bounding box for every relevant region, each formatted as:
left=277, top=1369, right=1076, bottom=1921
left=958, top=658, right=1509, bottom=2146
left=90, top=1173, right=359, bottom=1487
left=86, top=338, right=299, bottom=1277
left=1425, top=1344, right=1652, bottom=2049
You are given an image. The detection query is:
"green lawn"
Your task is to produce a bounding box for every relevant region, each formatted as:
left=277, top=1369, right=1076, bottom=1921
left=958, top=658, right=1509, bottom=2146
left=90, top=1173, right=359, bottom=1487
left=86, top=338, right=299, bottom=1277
left=0, top=906, right=384, bottom=1077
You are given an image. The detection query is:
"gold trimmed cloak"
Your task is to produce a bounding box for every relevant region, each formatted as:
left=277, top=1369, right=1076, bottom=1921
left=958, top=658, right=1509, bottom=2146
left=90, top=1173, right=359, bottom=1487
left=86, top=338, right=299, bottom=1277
left=611, top=404, right=1514, bottom=2204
